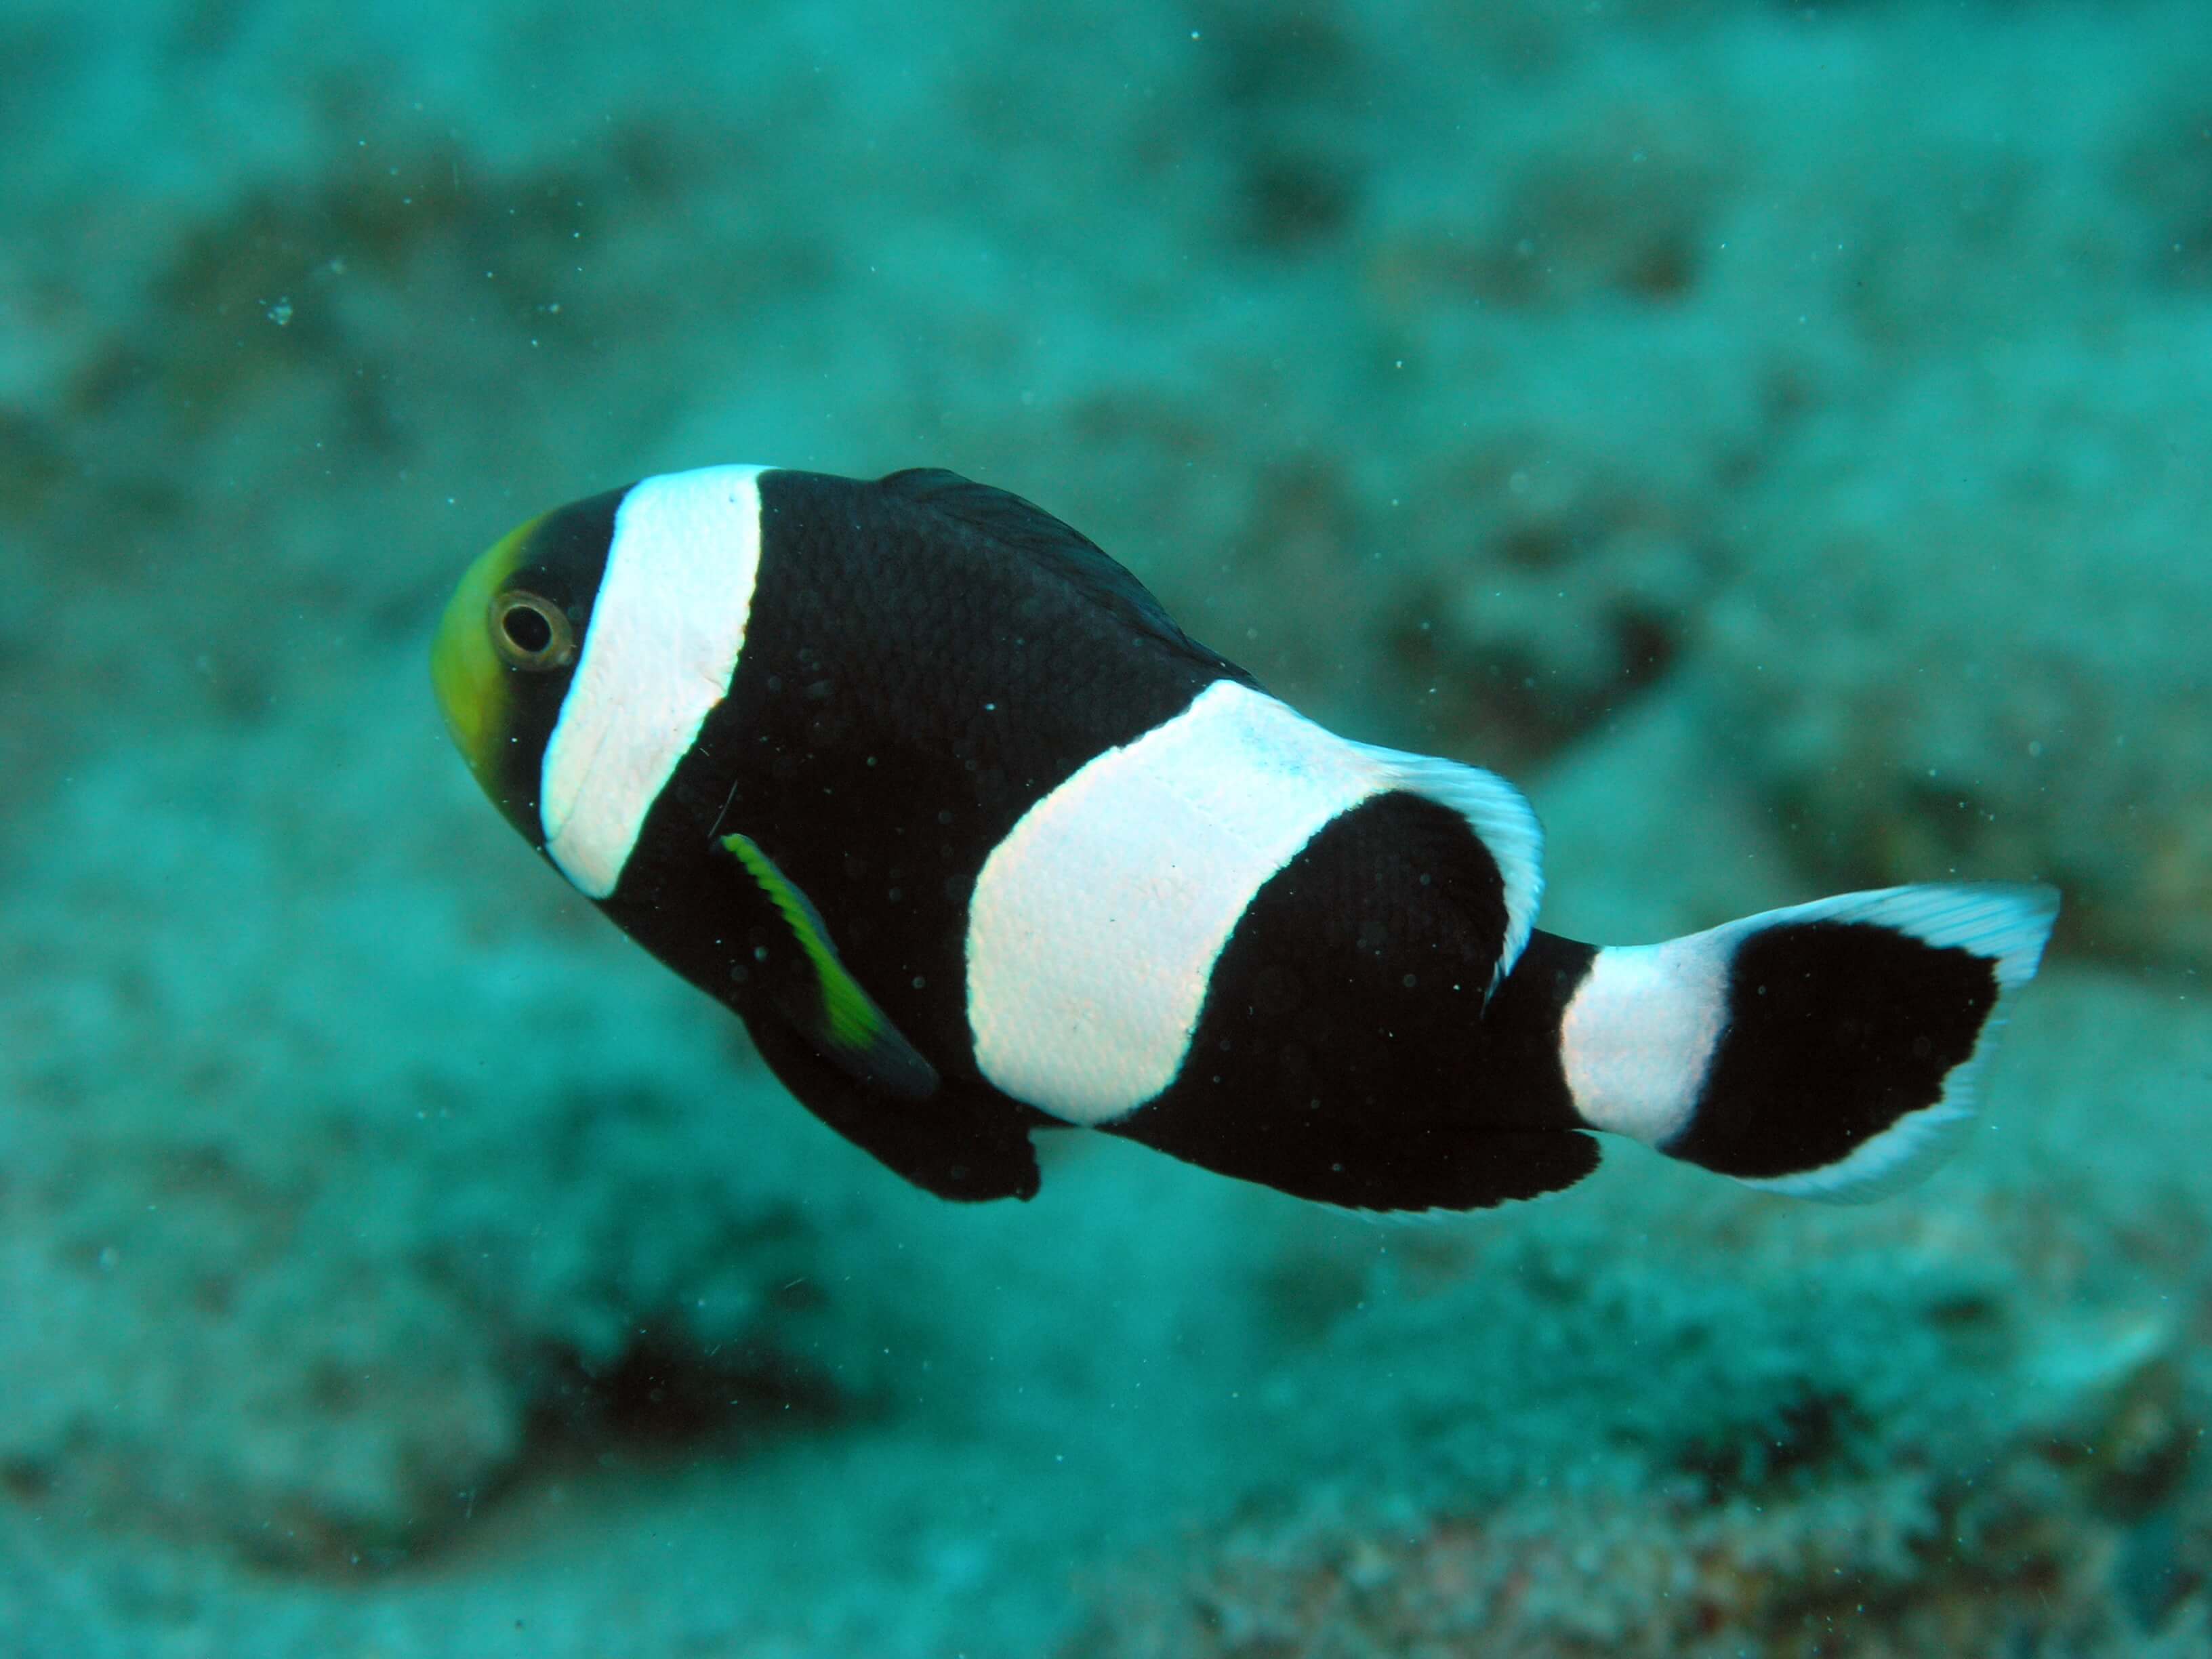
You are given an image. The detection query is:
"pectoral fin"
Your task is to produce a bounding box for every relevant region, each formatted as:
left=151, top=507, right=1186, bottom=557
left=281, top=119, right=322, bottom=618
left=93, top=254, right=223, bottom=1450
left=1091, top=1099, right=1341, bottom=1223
left=720, top=832, right=939, bottom=1101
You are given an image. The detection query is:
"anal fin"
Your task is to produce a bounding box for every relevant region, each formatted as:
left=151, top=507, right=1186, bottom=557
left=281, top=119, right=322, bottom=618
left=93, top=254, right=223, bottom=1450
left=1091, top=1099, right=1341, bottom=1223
left=1108, top=1098, right=1599, bottom=1212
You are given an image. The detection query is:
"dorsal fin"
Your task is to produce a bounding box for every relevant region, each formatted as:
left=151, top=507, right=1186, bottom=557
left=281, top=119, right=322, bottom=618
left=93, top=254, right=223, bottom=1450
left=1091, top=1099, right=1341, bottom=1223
left=1343, top=742, right=1545, bottom=995
left=877, top=468, right=1251, bottom=680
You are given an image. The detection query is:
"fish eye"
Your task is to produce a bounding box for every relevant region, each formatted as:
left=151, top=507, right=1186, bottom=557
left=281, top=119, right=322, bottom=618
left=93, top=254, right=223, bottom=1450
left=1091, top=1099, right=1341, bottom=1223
left=490, top=591, right=577, bottom=670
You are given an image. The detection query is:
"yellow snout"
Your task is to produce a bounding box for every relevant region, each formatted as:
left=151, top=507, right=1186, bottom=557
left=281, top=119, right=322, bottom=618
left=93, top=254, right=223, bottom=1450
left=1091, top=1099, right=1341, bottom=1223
left=430, top=518, right=534, bottom=790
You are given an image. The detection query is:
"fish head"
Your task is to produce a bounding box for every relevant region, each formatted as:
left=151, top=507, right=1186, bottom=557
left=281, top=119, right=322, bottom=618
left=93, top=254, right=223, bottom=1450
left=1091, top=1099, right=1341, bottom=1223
left=432, top=488, right=626, bottom=853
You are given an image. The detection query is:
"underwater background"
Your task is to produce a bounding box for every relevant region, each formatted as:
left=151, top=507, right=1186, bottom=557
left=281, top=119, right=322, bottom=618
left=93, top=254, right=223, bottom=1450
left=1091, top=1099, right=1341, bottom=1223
left=4, top=0, right=2211, bottom=1653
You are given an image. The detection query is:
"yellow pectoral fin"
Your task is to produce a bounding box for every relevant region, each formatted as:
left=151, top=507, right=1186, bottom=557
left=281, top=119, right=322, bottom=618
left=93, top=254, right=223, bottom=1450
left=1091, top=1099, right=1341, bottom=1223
left=720, top=833, right=940, bottom=1100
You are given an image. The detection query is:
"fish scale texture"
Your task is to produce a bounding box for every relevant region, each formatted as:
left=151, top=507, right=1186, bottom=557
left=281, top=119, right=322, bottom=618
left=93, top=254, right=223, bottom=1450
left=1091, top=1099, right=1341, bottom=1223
left=2, top=0, right=2211, bottom=1652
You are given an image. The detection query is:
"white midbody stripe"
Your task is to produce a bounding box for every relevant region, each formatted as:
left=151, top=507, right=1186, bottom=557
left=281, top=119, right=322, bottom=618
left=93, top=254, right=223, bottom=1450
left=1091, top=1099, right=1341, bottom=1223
left=1558, top=935, right=1729, bottom=1146
left=965, top=679, right=1540, bottom=1126
left=541, top=466, right=769, bottom=899
left=967, top=682, right=1383, bottom=1123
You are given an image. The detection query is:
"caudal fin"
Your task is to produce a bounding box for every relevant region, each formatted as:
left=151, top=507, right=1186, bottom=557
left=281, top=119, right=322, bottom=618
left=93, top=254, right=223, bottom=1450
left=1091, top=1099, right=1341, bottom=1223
left=1559, top=884, right=2059, bottom=1202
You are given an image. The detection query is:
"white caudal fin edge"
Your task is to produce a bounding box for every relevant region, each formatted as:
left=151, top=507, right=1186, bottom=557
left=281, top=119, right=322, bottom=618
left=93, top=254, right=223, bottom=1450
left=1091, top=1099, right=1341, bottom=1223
left=1723, top=882, right=2060, bottom=1204
left=1734, top=1096, right=1978, bottom=1204
left=1707, top=882, right=2060, bottom=991
left=1345, top=743, right=1544, bottom=995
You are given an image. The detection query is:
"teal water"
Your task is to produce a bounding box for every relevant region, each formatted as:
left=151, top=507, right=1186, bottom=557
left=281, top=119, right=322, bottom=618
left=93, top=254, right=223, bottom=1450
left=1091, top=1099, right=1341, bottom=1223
left=5, top=1, right=2211, bottom=1653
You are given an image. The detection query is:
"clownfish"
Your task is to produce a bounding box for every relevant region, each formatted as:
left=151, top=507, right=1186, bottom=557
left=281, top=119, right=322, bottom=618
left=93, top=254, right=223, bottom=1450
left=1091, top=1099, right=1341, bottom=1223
left=432, top=464, right=2056, bottom=1211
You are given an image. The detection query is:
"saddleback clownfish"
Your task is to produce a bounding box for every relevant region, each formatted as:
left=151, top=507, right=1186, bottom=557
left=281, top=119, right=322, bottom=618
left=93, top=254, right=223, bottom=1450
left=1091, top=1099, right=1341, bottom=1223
left=432, top=465, right=2057, bottom=1210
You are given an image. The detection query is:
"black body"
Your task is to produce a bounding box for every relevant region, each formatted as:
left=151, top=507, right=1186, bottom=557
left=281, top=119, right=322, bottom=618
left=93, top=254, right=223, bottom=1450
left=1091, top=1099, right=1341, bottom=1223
left=523, top=469, right=1595, bottom=1207
left=459, top=464, right=2054, bottom=1214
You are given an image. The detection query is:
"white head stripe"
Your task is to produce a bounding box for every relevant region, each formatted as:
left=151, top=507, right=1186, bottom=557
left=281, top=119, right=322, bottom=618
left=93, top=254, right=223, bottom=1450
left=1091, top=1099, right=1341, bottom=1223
left=965, top=682, right=1385, bottom=1124
left=541, top=466, right=769, bottom=899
